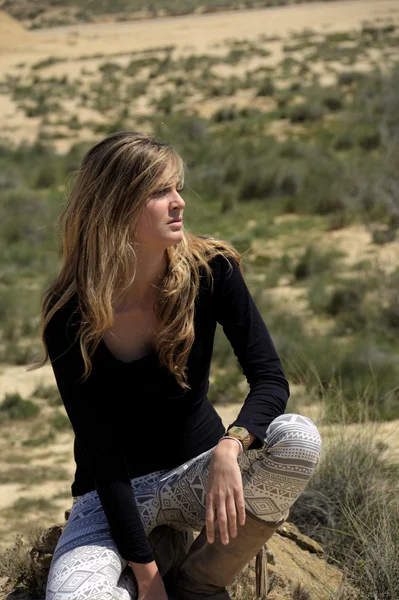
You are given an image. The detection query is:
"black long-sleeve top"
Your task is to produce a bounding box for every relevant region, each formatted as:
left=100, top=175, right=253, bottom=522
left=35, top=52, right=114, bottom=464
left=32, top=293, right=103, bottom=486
left=45, top=253, right=290, bottom=564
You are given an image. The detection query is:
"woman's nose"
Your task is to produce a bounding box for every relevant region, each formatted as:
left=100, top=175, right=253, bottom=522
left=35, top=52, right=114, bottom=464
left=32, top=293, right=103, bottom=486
left=172, top=189, right=185, bottom=208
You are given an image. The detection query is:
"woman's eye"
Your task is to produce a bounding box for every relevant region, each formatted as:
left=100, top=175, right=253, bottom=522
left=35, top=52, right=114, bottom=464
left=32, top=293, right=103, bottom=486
left=154, top=188, right=169, bottom=197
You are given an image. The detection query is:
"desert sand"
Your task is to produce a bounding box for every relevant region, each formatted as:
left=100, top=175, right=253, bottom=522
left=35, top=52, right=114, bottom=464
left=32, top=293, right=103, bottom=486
left=1, top=0, right=399, bottom=64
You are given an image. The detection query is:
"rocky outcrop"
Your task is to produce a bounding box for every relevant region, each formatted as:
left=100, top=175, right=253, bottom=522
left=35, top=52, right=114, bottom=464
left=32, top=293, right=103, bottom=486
left=1, top=517, right=352, bottom=600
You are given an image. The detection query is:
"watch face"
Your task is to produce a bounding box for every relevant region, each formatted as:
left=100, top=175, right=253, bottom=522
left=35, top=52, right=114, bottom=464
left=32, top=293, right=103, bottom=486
left=229, top=426, right=250, bottom=440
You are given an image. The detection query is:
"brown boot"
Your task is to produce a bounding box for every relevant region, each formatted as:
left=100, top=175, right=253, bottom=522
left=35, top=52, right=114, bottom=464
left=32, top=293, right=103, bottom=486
left=175, top=511, right=285, bottom=599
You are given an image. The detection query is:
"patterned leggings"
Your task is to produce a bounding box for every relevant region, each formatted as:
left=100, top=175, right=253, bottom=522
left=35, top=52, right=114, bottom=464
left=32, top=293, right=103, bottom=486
left=46, top=413, right=322, bottom=599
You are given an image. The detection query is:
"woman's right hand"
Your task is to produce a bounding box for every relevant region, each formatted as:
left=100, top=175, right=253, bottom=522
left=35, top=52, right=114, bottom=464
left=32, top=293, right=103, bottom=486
left=129, top=560, right=168, bottom=600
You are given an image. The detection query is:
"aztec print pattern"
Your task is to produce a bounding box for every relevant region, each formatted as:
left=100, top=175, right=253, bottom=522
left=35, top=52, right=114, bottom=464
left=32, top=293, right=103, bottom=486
left=45, top=413, right=321, bottom=599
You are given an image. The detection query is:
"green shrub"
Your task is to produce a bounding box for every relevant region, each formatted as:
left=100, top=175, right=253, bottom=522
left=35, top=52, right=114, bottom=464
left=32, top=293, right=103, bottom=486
left=327, top=286, right=363, bottom=316
left=372, top=228, right=397, bottom=245
left=50, top=412, right=72, bottom=431
left=153, top=92, right=175, bottom=115
left=98, top=61, right=122, bottom=75
left=256, top=78, right=275, bottom=97
left=31, top=57, right=66, bottom=70
left=322, top=94, right=343, bottom=112
left=12, top=497, right=54, bottom=512
left=212, top=106, right=239, bottom=123
left=307, top=275, right=331, bottom=314
left=337, top=71, right=364, bottom=86
left=288, top=103, right=326, bottom=123
left=294, top=245, right=344, bottom=280
left=290, top=423, right=399, bottom=598
left=0, top=393, right=40, bottom=422
left=32, top=384, right=61, bottom=406
left=237, top=167, right=275, bottom=201
left=333, top=132, right=354, bottom=151
left=22, top=431, right=56, bottom=447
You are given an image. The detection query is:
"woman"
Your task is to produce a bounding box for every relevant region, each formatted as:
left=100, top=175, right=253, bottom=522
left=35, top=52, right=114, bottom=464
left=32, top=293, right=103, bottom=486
left=31, top=131, right=322, bottom=600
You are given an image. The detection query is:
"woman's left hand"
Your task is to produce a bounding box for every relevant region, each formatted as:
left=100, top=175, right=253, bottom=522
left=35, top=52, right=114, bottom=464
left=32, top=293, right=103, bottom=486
left=205, top=439, right=246, bottom=545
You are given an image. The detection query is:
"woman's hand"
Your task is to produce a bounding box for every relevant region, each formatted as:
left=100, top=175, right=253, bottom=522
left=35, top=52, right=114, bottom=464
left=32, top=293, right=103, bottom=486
left=129, top=560, right=168, bottom=600
left=205, top=439, right=246, bottom=545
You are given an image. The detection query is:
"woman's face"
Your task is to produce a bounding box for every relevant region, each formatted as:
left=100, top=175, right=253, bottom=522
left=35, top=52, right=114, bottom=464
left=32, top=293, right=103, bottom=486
left=134, top=176, right=185, bottom=251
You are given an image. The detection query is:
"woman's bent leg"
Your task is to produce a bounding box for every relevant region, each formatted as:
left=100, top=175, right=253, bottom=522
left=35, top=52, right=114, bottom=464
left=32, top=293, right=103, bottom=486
left=149, top=413, right=321, bottom=531
left=163, top=413, right=322, bottom=598
left=45, top=492, right=136, bottom=600
left=240, top=412, right=322, bottom=523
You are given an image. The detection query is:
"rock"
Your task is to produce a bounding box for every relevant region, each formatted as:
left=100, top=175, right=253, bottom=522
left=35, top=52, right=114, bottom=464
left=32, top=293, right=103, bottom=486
left=263, top=527, right=351, bottom=599
left=276, top=522, right=325, bottom=554
left=228, top=523, right=354, bottom=600
left=32, top=525, right=64, bottom=555
left=29, top=550, right=53, bottom=594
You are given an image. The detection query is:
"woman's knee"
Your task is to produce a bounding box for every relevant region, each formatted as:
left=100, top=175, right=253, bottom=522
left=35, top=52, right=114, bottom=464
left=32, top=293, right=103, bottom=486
left=45, top=546, right=126, bottom=600
left=265, top=413, right=322, bottom=465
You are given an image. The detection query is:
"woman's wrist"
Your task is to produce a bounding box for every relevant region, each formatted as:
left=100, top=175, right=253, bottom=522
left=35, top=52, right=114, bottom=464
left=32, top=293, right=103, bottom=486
left=215, top=437, right=242, bottom=456
left=128, top=560, right=160, bottom=580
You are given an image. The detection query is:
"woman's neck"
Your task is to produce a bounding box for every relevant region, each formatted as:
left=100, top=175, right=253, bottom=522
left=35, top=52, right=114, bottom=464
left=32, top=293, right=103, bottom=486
left=113, top=249, right=167, bottom=313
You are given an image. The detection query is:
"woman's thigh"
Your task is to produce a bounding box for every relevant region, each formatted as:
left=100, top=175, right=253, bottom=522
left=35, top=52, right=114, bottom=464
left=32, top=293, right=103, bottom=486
left=46, top=492, right=136, bottom=600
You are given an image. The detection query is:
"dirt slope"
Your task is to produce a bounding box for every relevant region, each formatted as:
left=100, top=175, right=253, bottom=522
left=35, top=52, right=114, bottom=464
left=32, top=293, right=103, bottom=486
left=0, top=10, right=32, bottom=52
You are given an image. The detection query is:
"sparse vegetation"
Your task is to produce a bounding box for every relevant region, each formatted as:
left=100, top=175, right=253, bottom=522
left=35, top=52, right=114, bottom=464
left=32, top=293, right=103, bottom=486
left=1, top=10, right=399, bottom=598
left=290, top=422, right=399, bottom=599
left=49, top=411, right=72, bottom=431
left=0, top=393, right=40, bottom=422
left=32, top=384, right=61, bottom=406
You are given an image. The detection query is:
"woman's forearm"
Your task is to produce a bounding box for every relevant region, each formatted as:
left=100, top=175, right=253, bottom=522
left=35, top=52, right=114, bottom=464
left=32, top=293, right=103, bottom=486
left=128, top=560, right=159, bottom=579
left=128, top=560, right=160, bottom=585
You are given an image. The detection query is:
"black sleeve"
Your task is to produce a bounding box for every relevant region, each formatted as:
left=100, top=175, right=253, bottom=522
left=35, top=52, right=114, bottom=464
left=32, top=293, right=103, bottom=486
left=212, top=254, right=290, bottom=448
left=45, top=302, right=154, bottom=563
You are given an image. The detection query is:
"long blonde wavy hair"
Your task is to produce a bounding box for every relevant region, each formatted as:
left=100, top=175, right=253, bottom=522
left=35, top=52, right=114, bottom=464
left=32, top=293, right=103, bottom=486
left=28, top=131, right=242, bottom=390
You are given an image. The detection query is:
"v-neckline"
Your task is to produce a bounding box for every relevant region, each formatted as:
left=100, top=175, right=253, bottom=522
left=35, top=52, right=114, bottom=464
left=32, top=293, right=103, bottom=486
left=100, top=338, right=156, bottom=366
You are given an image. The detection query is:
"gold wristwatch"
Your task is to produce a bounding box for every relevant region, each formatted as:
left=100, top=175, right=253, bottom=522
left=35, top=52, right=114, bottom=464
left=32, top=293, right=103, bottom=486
left=224, top=426, right=252, bottom=452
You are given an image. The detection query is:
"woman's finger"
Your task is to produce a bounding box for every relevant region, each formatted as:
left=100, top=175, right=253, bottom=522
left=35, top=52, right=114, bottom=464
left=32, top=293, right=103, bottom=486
left=216, top=499, right=229, bottom=545
left=205, top=493, right=216, bottom=544
left=235, top=487, right=246, bottom=527
left=226, top=495, right=237, bottom=538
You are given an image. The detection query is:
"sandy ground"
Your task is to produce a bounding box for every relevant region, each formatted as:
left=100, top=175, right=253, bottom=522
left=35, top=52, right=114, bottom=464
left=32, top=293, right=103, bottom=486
left=1, top=0, right=399, bottom=149
left=2, top=0, right=399, bottom=64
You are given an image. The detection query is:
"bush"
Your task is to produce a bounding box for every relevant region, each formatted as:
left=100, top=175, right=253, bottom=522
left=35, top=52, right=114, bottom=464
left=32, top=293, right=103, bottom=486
left=333, top=133, right=354, bottom=151
left=237, top=166, right=276, bottom=201
left=0, top=527, right=48, bottom=598
left=327, top=286, right=363, bottom=316
left=50, top=412, right=72, bottom=431
left=32, top=384, right=61, bottom=406
left=212, top=106, right=239, bottom=123
left=337, top=71, right=364, bottom=86
left=294, top=245, right=344, bottom=280
left=256, top=78, right=275, bottom=97
left=22, top=431, right=56, bottom=447
left=358, top=130, right=380, bottom=150
left=0, top=393, right=40, bottom=422
left=372, top=228, right=397, bottom=245
left=288, top=103, right=326, bottom=123
left=98, top=61, right=122, bottom=75
left=289, top=423, right=399, bottom=598
left=322, top=94, right=343, bottom=112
